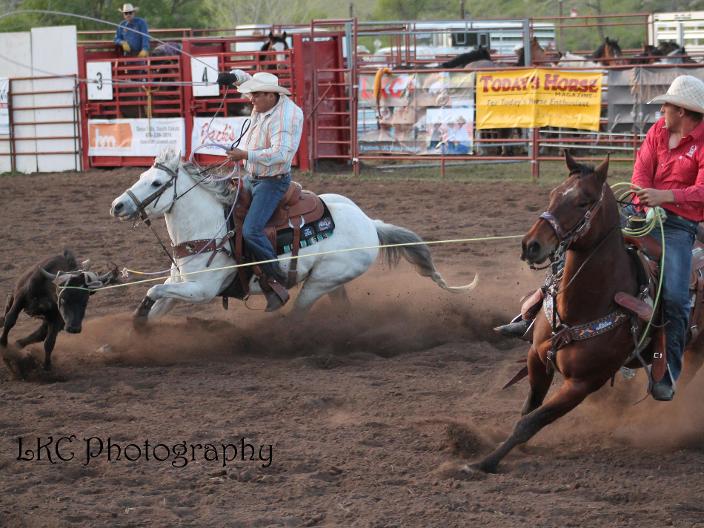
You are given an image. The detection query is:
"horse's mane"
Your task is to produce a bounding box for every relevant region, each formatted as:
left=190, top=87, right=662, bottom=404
left=591, top=41, right=606, bottom=60
left=181, top=161, right=236, bottom=205
left=569, top=161, right=595, bottom=177
left=153, top=150, right=235, bottom=206
left=593, top=37, right=622, bottom=60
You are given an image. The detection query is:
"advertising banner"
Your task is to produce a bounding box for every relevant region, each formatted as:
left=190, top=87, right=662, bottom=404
left=357, top=71, right=474, bottom=155
left=191, top=116, right=251, bottom=156
left=475, top=69, right=603, bottom=131
left=87, top=118, right=185, bottom=156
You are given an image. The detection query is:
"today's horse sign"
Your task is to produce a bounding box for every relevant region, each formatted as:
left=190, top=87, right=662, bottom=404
left=475, top=69, right=603, bottom=131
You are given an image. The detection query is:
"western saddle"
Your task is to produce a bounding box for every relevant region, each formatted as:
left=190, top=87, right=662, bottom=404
left=216, top=180, right=327, bottom=304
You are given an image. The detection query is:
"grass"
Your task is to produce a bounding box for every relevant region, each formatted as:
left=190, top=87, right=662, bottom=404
left=309, top=158, right=634, bottom=186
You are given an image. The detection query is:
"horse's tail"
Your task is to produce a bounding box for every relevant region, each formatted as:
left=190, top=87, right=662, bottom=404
left=373, top=220, right=478, bottom=292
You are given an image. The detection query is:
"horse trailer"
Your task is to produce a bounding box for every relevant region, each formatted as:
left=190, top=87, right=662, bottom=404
left=649, top=11, right=704, bottom=55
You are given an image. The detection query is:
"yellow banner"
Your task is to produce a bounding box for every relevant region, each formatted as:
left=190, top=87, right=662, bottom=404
left=475, top=69, right=603, bottom=131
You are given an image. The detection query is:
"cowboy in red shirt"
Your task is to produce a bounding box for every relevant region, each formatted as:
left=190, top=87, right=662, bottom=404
left=496, top=75, right=704, bottom=401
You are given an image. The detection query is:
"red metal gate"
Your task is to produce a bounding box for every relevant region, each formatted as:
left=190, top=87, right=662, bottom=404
left=76, top=32, right=349, bottom=172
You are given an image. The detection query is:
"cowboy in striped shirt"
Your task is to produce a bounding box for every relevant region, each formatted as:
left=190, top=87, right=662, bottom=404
left=217, top=70, right=304, bottom=312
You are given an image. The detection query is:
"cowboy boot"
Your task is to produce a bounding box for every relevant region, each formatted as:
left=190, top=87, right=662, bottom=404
left=494, top=314, right=533, bottom=340
left=651, top=367, right=676, bottom=402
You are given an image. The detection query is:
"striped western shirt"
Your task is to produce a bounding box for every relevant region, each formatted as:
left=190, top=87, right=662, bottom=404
left=241, top=93, right=303, bottom=178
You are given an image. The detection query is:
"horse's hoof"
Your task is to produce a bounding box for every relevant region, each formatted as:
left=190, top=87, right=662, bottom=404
left=471, top=460, right=499, bottom=474
left=132, top=315, right=150, bottom=333
left=135, top=296, right=155, bottom=318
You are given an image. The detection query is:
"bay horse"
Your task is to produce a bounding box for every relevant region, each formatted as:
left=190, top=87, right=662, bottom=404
left=473, top=152, right=704, bottom=472
left=558, top=37, right=623, bottom=68
left=109, top=149, right=476, bottom=324
left=591, top=37, right=625, bottom=66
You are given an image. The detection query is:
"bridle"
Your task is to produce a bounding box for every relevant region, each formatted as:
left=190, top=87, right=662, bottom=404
left=126, top=161, right=213, bottom=225
left=539, top=181, right=606, bottom=252
left=537, top=180, right=618, bottom=297
left=124, top=161, right=204, bottom=270
left=126, top=161, right=180, bottom=224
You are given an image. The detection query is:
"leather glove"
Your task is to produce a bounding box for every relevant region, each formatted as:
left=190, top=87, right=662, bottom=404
left=120, top=41, right=131, bottom=53
left=138, top=49, right=149, bottom=58
left=217, top=72, right=238, bottom=87
left=230, top=69, right=248, bottom=84
left=217, top=69, right=248, bottom=87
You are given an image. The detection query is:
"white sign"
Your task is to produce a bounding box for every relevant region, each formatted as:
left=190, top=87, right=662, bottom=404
left=191, top=116, right=251, bottom=156
left=87, top=118, right=185, bottom=156
left=0, top=78, right=8, bottom=136
left=191, top=56, right=220, bottom=97
left=87, top=62, right=113, bottom=100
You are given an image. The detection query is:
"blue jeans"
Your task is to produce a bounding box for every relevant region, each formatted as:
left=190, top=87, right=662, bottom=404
left=658, top=213, right=698, bottom=384
left=242, top=174, right=291, bottom=276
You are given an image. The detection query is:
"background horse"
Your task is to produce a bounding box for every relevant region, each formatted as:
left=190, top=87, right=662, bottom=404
left=260, top=31, right=289, bottom=70
left=109, top=150, right=476, bottom=323
left=473, top=152, right=704, bottom=473
left=558, top=37, right=622, bottom=67
left=591, top=37, right=625, bottom=66
left=628, top=41, right=693, bottom=65
left=438, top=45, right=491, bottom=69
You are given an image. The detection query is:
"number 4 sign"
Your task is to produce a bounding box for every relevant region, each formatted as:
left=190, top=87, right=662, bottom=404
left=191, top=56, right=220, bottom=97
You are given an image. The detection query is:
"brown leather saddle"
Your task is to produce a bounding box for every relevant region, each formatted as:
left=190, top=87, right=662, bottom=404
left=618, top=235, right=704, bottom=380
left=219, top=180, right=328, bottom=303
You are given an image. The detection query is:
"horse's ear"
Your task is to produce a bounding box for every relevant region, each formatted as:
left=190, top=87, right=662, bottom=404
left=282, top=31, right=287, bottom=38
left=268, top=31, right=274, bottom=38
left=564, top=149, right=580, bottom=173
left=594, top=154, right=610, bottom=184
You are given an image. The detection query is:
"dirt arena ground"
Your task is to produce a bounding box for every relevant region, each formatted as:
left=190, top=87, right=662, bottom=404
left=1, top=168, right=703, bottom=527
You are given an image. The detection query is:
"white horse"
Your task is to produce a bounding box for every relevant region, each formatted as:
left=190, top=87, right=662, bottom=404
left=109, top=150, right=476, bottom=324
left=557, top=52, right=602, bottom=69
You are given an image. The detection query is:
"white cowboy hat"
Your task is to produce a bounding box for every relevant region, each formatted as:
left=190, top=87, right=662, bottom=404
left=119, top=3, right=138, bottom=13
left=649, top=75, right=704, bottom=113
left=237, top=72, right=291, bottom=96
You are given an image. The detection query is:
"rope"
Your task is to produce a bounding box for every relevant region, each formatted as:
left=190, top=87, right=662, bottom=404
left=610, top=182, right=667, bottom=350
left=59, top=233, right=524, bottom=293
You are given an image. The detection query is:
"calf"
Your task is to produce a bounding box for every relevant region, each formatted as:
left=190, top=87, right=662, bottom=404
left=1, top=249, right=117, bottom=375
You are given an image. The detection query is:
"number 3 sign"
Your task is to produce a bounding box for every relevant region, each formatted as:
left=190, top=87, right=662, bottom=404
left=87, top=62, right=113, bottom=100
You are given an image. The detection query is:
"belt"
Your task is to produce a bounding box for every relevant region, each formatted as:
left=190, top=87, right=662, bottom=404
left=249, top=173, right=290, bottom=181
left=665, top=210, right=699, bottom=226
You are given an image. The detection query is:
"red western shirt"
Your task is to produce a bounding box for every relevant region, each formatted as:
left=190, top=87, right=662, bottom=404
left=632, top=117, right=704, bottom=222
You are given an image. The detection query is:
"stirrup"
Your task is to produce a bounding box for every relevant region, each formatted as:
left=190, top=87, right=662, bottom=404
left=262, top=278, right=289, bottom=312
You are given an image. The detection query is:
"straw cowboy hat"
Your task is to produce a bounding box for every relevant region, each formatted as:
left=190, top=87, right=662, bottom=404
left=237, top=72, right=291, bottom=96
left=649, top=75, right=704, bottom=114
left=119, top=3, right=138, bottom=13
